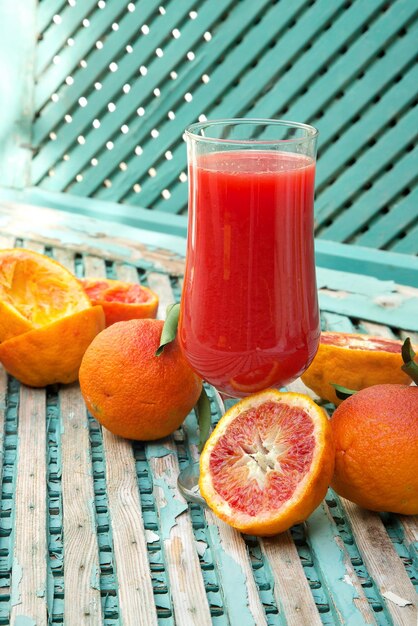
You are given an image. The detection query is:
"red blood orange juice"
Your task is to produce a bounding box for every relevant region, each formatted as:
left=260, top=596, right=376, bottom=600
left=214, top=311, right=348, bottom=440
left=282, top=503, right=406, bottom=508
left=179, top=148, right=320, bottom=397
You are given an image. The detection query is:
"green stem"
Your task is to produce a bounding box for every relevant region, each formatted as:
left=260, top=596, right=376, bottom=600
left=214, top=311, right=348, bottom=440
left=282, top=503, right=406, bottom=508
left=401, top=337, right=418, bottom=385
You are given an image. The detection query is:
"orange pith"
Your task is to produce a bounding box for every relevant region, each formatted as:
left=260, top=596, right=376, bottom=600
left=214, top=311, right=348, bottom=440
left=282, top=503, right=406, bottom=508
left=331, top=384, right=418, bottom=514
left=79, top=319, right=202, bottom=440
left=0, top=248, right=92, bottom=341
left=199, top=389, right=334, bottom=536
left=80, top=278, right=158, bottom=326
left=301, top=331, right=414, bottom=405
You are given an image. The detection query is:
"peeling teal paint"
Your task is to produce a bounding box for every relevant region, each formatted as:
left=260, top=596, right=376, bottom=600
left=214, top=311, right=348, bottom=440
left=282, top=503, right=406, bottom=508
left=306, top=505, right=375, bottom=626
left=90, top=564, right=100, bottom=591
left=146, top=443, right=173, bottom=458
left=35, top=588, right=45, bottom=598
left=153, top=477, right=187, bottom=540
left=11, top=558, right=23, bottom=606
left=88, top=498, right=97, bottom=533
left=207, top=522, right=256, bottom=626
left=47, top=565, right=54, bottom=616
left=14, top=617, right=36, bottom=626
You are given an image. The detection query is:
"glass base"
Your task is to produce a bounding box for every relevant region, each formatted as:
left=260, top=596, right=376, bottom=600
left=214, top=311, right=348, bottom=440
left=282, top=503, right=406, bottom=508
left=177, top=461, right=206, bottom=506
left=177, top=386, right=226, bottom=506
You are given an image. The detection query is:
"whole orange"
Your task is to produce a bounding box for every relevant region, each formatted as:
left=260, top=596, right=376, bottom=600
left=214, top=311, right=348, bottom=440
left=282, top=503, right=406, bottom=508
left=79, top=319, right=202, bottom=440
left=331, top=384, right=418, bottom=514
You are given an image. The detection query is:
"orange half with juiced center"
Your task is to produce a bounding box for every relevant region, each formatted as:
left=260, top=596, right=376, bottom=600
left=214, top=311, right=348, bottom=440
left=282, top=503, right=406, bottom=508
left=0, top=248, right=92, bottom=342
left=301, top=331, right=416, bottom=405
left=80, top=278, right=159, bottom=326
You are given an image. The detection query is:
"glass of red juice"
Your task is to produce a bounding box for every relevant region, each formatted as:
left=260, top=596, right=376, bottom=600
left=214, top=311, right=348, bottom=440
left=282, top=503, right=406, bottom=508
left=178, top=119, right=320, bottom=400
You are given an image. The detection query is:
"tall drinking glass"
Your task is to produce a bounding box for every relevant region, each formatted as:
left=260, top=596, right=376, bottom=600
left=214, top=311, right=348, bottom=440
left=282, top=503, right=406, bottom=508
left=179, top=119, right=320, bottom=400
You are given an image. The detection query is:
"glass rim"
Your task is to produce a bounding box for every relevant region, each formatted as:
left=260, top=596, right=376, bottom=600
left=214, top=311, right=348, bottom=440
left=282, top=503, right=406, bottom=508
left=185, top=118, right=319, bottom=145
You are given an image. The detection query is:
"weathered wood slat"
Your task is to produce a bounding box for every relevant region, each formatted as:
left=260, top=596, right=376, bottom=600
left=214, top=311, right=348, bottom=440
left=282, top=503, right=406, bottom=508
left=59, top=384, right=103, bottom=625
left=261, top=533, right=323, bottom=626
left=342, top=499, right=418, bottom=625
left=83, top=255, right=158, bottom=626
left=398, top=516, right=418, bottom=568
left=144, top=271, right=212, bottom=624
left=10, top=387, right=48, bottom=626
left=102, top=429, right=159, bottom=626
left=147, top=441, right=212, bottom=626
left=305, top=504, right=378, bottom=625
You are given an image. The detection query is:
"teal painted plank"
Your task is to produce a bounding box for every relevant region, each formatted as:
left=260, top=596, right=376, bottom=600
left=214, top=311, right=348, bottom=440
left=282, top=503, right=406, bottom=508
left=0, top=0, right=37, bottom=189
left=33, top=0, right=161, bottom=140
left=37, top=0, right=67, bottom=35
left=32, top=0, right=202, bottom=183
left=306, top=505, right=376, bottom=625
left=318, top=286, right=418, bottom=333
left=321, top=312, right=356, bottom=333
left=391, top=222, right=418, bottom=255
left=0, top=186, right=188, bottom=250
left=36, top=0, right=101, bottom=77
left=318, top=143, right=418, bottom=243
left=315, top=239, right=418, bottom=288
left=61, top=0, right=276, bottom=198
left=315, top=60, right=418, bottom=194
left=132, top=0, right=344, bottom=210
left=353, top=186, right=418, bottom=249
left=315, top=105, right=418, bottom=227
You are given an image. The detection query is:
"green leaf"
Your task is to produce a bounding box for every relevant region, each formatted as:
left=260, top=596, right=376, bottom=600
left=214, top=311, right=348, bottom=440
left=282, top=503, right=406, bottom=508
left=155, top=303, right=180, bottom=356
left=330, top=383, right=357, bottom=401
left=196, top=386, right=211, bottom=452
left=401, top=337, right=418, bottom=385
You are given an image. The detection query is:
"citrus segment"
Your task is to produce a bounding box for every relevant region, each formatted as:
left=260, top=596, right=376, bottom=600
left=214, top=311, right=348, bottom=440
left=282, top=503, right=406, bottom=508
left=0, top=248, right=92, bottom=341
left=331, top=384, right=418, bottom=514
left=80, top=278, right=159, bottom=326
left=301, top=331, right=414, bottom=405
left=79, top=319, right=202, bottom=440
left=199, top=389, right=334, bottom=536
left=230, top=361, right=280, bottom=394
left=0, top=306, right=105, bottom=387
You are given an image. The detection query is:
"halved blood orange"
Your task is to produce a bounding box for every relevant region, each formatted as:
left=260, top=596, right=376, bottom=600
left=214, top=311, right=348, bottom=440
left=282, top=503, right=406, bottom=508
left=301, top=331, right=415, bottom=405
left=80, top=278, right=159, bottom=326
left=0, top=248, right=92, bottom=342
left=199, top=389, right=334, bottom=536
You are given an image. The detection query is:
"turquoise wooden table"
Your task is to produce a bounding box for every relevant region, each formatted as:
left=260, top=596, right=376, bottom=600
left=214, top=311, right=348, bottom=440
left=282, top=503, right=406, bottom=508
left=0, top=202, right=416, bottom=626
